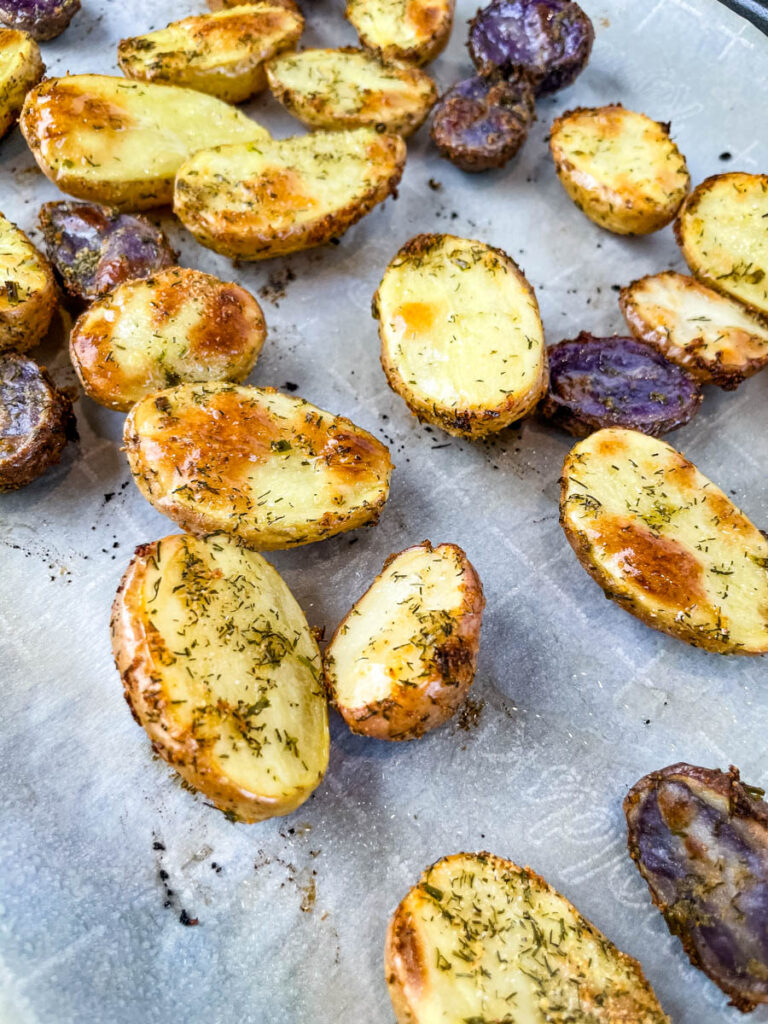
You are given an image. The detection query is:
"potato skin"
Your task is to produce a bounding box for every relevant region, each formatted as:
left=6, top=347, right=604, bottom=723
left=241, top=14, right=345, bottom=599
left=0, top=0, right=79, bottom=41
left=0, top=28, right=43, bottom=138
left=346, top=0, right=455, bottom=66
left=0, top=213, right=56, bottom=353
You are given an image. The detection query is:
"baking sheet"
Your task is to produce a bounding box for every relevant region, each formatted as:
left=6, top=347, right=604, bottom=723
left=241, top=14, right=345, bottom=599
left=1, top=1, right=767, bottom=1021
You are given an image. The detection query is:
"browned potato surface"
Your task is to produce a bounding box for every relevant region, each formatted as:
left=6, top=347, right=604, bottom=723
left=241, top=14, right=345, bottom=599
left=346, top=0, right=454, bottom=66
left=0, top=27, right=43, bottom=138
left=0, top=212, right=56, bottom=353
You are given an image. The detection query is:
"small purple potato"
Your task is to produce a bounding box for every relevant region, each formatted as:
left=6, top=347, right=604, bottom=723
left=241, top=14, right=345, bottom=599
left=38, top=202, right=177, bottom=304
left=468, top=0, right=594, bottom=95
left=430, top=71, right=534, bottom=172
left=0, top=0, right=80, bottom=40
left=625, top=763, right=768, bottom=1012
left=540, top=332, right=701, bottom=437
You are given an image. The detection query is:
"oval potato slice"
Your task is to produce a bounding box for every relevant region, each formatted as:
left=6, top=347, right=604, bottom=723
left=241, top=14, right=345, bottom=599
left=266, top=47, right=437, bottom=137
left=560, top=427, right=768, bottom=654
left=550, top=105, right=690, bottom=235
left=374, top=233, right=547, bottom=437
left=174, top=128, right=406, bottom=260
left=118, top=4, right=304, bottom=104
left=0, top=212, right=56, bottom=352
left=111, top=532, right=329, bottom=822
left=70, top=267, right=266, bottom=411
left=675, top=172, right=768, bottom=318
left=124, top=382, right=393, bottom=549
left=20, top=75, right=269, bottom=210
left=386, top=851, right=670, bottom=1024
left=324, top=541, right=484, bottom=740
left=620, top=271, right=768, bottom=390
left=346, top=0, right=454, bottom=66
left=0, top=27, right=43, bottom=139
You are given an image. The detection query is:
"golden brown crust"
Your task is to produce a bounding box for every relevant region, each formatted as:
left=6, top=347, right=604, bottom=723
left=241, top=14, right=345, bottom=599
left=0, top=216, right=57, bottom=353
left=0, top=28, right=44, bottom=139
left=346, top=0, right=454, bottom=66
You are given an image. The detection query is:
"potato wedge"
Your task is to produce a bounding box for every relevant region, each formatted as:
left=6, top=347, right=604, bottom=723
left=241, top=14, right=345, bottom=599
left=373, top=233, right=547, bottom=438
left=0, top=27, right=42, bottom=138
left=0, top=212, right=56, bottom=353
left=560, top=427, right=768, bottom=654
left=550, top=105, right=690, bottom=235
left=675, top=172, right=768, bottom=318
left=386, top=851, right=670, bottom=1024
left=20, top=75, right=269, bottom=211
left=111, top=532, right=329, bottom=823
left=124, top=382, right=393, bottom=549
left=118, top=4, right=304, bottom=105
left=174, top=128, right=406, bottom=260
left=266, top=47, right=437, bottom=136
left=620, top=271, right=768, bottom=390
left=346, top=0, right=454, bottom=66
left=70, top=267, right=266, bottom=412
left=324, top=541, right=484, bottom=740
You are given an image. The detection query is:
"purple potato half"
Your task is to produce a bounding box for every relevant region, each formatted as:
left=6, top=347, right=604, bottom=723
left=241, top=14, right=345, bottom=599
left=38, top=202, right=177, bottom=304
left=540, top=332, right=702, bottom=437
left=625, top=763, right=768, bottom=1012
left=0, top=0, right=80, bottom=40
left=468, top=0, right=594, bottom=95
left=430, top=71, right=535, bottom=172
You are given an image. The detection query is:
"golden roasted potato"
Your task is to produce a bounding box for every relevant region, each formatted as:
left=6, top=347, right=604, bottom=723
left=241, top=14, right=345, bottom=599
left=117, top=4, right=304, bottom=104
left=675, top=172, right=768, bottom=318
left=346, top=0, right=454, bottom=66
left=386, top=851, right=670, bottom=1024
left=0, top=27, right=43, bottom=139
left=111, top=532, right=329, bottom=823
left=561, top=427, right=768, bottom=654
left=0, top=212, right=56, bottom=352
left=550, top=105, right=690, bottom=235
left=266, top=47, right=437, bottom=136
left=174, top=127, right=406, bottom=260
left=20, top=75, right=268, bottom=210
left=620, top=271, right=768, bottom=390
left=70, top=267, right=266, bottom=412
left=324, top=541, right=484, bottom=740
left=373, top=233, right=547, bottom=438
left=124, top=382, right=393, bottom=549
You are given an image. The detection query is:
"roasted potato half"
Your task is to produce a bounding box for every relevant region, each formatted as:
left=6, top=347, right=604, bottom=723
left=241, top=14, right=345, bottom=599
left=561, top=428, right=768, bottom=654
left=374, top=233, right=547, bottom=438
left=386, top=851, right=670, bottom=1024
left=118, top=4, right=304, bottom=105
left=70, top=267, right=266, bottom=411
left=174, top=128, right=406, bottom=260
left=346, top=0, right=454, bottom=66
left=111, top=532, right=329, bottom=823
left=0, top=212, right=56, bottom=353
left=266, top=47, right=437, bottom=136
left=20, top=75, right=269, bottom=210
left=124, top=382, right=393, bottom=549
left=324, top=541, right=484, bottom=740
left=620, top=271, right=768, bottom=390
left=0, top=0, right=79, bottom=41
left=675, top=172, right=768, bottom=318
left=0, top=28, right=43, bottom=139
left=550, top=106, right=690, bottom=235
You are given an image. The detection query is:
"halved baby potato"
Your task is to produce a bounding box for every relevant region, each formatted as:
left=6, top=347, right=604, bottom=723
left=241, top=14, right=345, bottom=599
left=124, top=382, right=393, bottom=549
left=20, top=75, right=268, bottom=210
left=111, top=532, right=329, bottom=823
left=324, top=541, right=484, bottom=741
left=266, top=48, right=437, bottom=136
left=550, top=105, right=690, bottom=235
left=70, top=267, right=266, bottom=411
left=675, top=173, right=768, bottom=318
left=374, top=233, right=547, bottom=438
left=118, top=4, right=304, bottom=104
left=0, top=212, right=56, bottom=352
left=346, top=0, right=454, bottom=66
left=386, top=851, right=670, bottom=1024
left=174, top=127, right=406, bottom=260
left=0, top=27, right=43, bottom=139
left=561, top=427, right=768, bottom=654
left=620, top=271, right=768, bottom=390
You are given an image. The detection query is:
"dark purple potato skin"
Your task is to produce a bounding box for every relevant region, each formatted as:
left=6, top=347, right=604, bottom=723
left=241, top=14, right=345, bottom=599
left=540, top=332, right=702, bottom=437
left=0, top=352, right=77, bottom=490
left=468, top=0, right=594, bottom=95
left=430, top=72, right=535, bottom=172
left=0, top=0, right=80, bottom=40
left=625, top=763, right=768, bottom=1012
left=39, top=202, right=177, bottom=304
